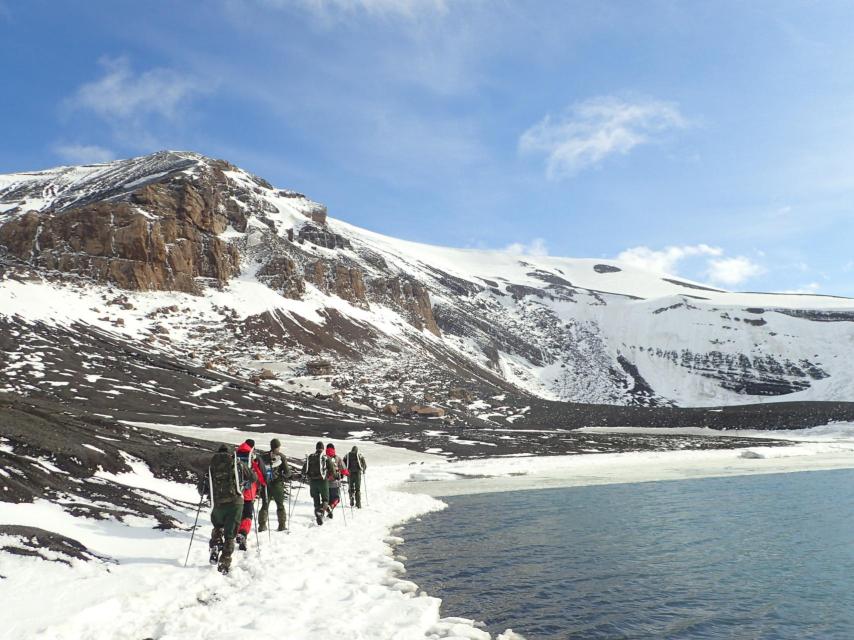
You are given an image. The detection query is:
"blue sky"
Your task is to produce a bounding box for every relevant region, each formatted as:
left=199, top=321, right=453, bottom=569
left=2, top=0, right=853, bottom=295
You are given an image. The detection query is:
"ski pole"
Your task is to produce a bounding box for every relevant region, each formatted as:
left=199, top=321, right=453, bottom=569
left=289, top=479, right=303, bottom=527
left=264, top=485, right=271, bottom=544
left=285, top=478, right=292, bottom=533
left=339, top=480, right=347, bottom=527
left=252, top=499, right=261, bottom=556
left=184, top=494, right=205, bottom=568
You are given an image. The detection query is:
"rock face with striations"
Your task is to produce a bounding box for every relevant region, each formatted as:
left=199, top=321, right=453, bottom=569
left=0, top=154, right=246, bottom=292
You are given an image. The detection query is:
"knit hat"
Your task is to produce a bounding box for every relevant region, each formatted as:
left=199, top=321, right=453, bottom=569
left=351, top=446, right=358, bottom=453
left=270, top=438, right=281, bottom=450
left=316, top=441, right=324, bottom=450
left=245, top=439, right=255, bottom=448
left=326, top=442, right=336, bottom=452
left=217, top=444, right=228, bottom=453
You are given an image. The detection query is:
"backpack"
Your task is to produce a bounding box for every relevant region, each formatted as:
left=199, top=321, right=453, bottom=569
left=306, top=451, right=327, bottom=480
left=208, top=450, right=251, bottom=506
left=346, top=453, right=364, bottom=473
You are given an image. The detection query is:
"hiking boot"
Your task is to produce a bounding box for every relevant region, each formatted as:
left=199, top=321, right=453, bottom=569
left=236, top=533, right=247, bottom=551
left=315, top=508, right=324, bottom=525
left=209, top=545, right=221, bottom=564
left=349, top=497, right=355, bottom=507
left=327, top=506, right=334, bottom=520
left=218, top=539, right=234, bottom=574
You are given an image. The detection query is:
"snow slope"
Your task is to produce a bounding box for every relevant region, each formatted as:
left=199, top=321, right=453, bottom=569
left=2, top=150, right=854, bottom=414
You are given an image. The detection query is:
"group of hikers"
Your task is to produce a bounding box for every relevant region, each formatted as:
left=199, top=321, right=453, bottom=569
left=198, top=437, right=367, bottom=574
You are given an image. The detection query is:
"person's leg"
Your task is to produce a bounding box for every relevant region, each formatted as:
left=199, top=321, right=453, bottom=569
left=218, top=503, right=242, bottom=572
left=271, top=481, right=287, bottom=530
left=310, top=480, right=324, bottom=525
left=353, top=473, right=362, bottom=508
left=236, top=501, right=253, bottom=549
left=320, top=479, right=329, bottom=510
left=209, top=507, right=225, bottom=563
left=258, top=489, right=270, bottom=532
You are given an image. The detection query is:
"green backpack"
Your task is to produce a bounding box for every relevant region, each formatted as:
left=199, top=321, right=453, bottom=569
left=208, top=450, right=249, bottom=506
left=306, top=451, right=328, bottom=481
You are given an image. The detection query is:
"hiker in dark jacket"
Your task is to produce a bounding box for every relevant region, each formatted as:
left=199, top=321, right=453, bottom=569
left=235, top=439, right=266, bottom=550
left=343, top=445, right=367, bottom=508
left=202, top=444, right=251, bottom=574
left=325, top=442, right=346, bottom=519
left=301, top=441, right=330, bottom=526
left=259, top=438, right=291, bottom=532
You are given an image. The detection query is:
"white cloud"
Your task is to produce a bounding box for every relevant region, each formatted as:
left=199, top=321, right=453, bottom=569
left=267, top=0, right=448, bottom=19
left=616, top=244, right=721, bottom=275
left=67, top=56, right=203, bottom=125
left=54, top=144, right=115, bottom=165
left=519, top=96, right=688, bottom=179
left=503, top=238, right=549, bottom=257
left=706, top=256, right=765, bottom=286
left=780, top=282, right=821, bottom=294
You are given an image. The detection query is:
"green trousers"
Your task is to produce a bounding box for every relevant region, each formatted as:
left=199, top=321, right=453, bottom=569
left=259, top=480, right=288, bottom=531
left=309, top=478, right=329, bottom=513
left=348, top=471, right=362, bottom=508
left=211, top=502, right=243, bottom=539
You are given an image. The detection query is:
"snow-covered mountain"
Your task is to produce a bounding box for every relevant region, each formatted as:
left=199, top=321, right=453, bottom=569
left=2, top=150, right=853, bottom=429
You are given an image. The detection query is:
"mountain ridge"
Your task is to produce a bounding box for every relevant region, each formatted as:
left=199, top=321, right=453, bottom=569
left=2, top=150, right=853, bottom=432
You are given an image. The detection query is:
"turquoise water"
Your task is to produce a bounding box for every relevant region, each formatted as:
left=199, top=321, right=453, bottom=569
left=403, top=469, right=854, bottom=639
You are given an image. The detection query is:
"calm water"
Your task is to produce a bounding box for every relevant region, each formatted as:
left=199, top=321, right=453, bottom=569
left=403, top=470, right=854, bottom=639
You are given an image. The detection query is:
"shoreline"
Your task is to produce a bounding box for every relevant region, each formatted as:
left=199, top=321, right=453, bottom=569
left=3, top=423, right=854, bottom=639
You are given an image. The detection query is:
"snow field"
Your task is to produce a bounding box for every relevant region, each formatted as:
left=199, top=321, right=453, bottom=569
left=398, top=424, right=854, bottom=498
left=0, top=428, right=529, bottom=640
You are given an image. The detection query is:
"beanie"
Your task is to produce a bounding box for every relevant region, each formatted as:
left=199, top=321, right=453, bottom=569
left=245, top=439, right=255, bottom=448
left=316, top=441, right=324, bottom=450
left=270, top=438, right=281, bottom=450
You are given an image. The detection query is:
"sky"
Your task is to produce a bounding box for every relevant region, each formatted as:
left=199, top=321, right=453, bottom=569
left=1, top=0, right=853, bottom=295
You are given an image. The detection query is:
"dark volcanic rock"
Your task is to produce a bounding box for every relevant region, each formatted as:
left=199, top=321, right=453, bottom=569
left=0, top=526, right=109, bottom=564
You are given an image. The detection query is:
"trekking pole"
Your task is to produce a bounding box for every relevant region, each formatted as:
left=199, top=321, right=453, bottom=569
left=264, top=485, right=271, bottom=544
left=285, top=478, right=292, bottom=533
left=183, top=494, right=205, bottom=568
left=340, top=480, right=348, bottom=527
left=289, top=479, right=303, bottom=527
left=252, top=499, right=261, bottom=556
left=363, top=472, right=369, bottom=507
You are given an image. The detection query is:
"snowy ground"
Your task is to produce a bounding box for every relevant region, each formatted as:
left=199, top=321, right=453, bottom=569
left=2, top=423, right=854, bottom=639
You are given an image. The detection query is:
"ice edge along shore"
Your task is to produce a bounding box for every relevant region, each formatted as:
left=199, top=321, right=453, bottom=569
left=2, top=424, right=854, bottom=639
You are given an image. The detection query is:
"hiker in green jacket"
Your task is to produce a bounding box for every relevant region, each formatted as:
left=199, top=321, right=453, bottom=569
left=259, top=438, right=291, bottom=532
left=204, top=444, right=251, bottom=574
left=344, top=445, right=367, bottom=508
left=301, top=441, right=330, bottom=526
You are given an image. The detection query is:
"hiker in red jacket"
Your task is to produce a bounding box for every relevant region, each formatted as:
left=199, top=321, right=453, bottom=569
left=235, top=439, right=266, bottom=551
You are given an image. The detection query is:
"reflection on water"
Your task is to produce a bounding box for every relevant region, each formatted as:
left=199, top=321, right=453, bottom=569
left=403, top=469, right=854, bottom=639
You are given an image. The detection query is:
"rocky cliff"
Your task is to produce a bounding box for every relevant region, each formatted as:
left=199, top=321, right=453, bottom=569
left=2, top=150, right=853, bottom=427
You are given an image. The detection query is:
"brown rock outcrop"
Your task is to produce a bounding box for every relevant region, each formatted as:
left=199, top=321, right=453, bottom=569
left=0, top=170, right=246, bottom=293
left=369, top=276, right=440, bottom=336
left=257, top=256, right=305, bottom=299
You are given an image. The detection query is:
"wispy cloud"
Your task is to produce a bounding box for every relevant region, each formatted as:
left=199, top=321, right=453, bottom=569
left=705, top=256, right=765, bottom=286
left=520, top=96, right=688, bottom=179
left=69, top=56, right=202, bottom=122
left=780, top=282, right=821, bottom=294
left=265, top=0, right=449, bottom=20
left=54, top=144, right=115, bottom=165
left=616, top=244, right=721, bottom=275
left=503, top=238, right=548, bottom=257
left=64, top=56, right=209, bottom=148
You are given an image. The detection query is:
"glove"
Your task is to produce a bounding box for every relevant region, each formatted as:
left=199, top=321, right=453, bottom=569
left=341, top=469, right=350, bottom=477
